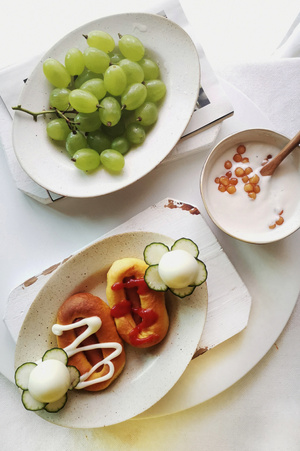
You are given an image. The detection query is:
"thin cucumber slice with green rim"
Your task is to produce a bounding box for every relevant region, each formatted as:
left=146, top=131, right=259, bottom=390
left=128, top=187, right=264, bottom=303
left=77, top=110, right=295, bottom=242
left=144, top=265, right=168, bottom=292
left=42, top=348, right=68, bottom=365
left=22, top=390, right=46, bottom=411
left=194, top=259, right=208, bottom=286
left=143, top=242, right=169, bottom=265
left=15, top=362, right=37, bottom=390
left=68, top=366, right=80, bottom=390
left=169, top=285, right=195, bottom=298
left=171, top=238, right=199, bottom=258
left=45, top=393, right=68, bottom=413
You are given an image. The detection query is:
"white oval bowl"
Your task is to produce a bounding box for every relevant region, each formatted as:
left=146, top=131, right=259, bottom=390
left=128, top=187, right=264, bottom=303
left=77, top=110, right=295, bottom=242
left=12, top=13, right=200, bottom=198
left=200, top=128, right=300, bottom=244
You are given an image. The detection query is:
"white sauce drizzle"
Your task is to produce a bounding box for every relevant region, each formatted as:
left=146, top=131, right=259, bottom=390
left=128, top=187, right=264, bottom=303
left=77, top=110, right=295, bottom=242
left=52, top=317, right=122, bottom=389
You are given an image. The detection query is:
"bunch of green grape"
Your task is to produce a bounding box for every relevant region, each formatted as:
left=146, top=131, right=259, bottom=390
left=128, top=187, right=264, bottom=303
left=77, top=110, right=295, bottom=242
left=42, top=30, right=166, bottom=173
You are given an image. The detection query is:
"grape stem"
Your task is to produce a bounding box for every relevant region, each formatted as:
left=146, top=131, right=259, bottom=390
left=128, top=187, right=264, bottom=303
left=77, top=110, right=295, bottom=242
left=12, top=105, right=79, bottom=130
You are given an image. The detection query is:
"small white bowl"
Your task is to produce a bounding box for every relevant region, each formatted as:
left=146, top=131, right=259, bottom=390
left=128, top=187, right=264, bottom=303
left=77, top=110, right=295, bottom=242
left=12, top=13, right=200, bottom=198
left=200, top=129, right=300, bottom=244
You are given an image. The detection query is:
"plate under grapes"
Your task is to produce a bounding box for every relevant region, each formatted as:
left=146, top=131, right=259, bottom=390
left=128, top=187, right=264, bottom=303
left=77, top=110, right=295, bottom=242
left=12, top=13, right=200, bottom=198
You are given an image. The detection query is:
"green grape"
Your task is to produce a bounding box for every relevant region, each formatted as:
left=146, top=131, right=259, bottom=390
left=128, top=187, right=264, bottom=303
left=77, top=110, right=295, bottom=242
left=83, top=47, right=110, bottom=74
left=100, top=149, right=125, bottom=172
left=65, top=131, right=87, bottom=156
left=99, top=96, right=121, bottom=127
left=74, top=111, right=101, bottom=132
left=49, top=88, right=70, bottom=110
left=46, top=118, right=70, bottom=140
left=72, top=148, right=101, bottom=171
left=43, top=58, right=71, bottom=88
left=111, top=136, right=130, bottom=155
left=103, top=65, right=127, bottom=96
left=134, top=102, right=158, bottom=126
left=102, top=117, right=126, bottom=137
left=118, top=59, right=144, bottom=84
left=74, top=68, right=102, bottom=89
left=144, top=79, right=166, bottom=102
left=121, top=83, right=147, bottom=110
left=64, top=48, right=85, bottom=76
left=109, top=50, right=123, bottom=64
left=85, top=30, right=115, bottom=53
left=138, top=58, right=159, bottom=80
left=126, top=123, right=146, bottom=145
left=87, top=130, right=111, bottom=153
left=118, top=34, right=145, bottom=61
left=80, top=78, right=106, bottom=100
left=69, top=89, right=99, bottom=113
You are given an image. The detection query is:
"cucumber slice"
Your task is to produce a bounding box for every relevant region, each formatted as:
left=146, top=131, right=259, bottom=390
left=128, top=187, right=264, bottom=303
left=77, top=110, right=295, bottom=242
left=194, top=259, right=208, bottom=286
left=170, top=285, right=195, bottom=298
left=22, top=390, right=46, bottom=411
left=15, top=362, right=37, bottom=390
left=144, top=265, right=168, bottom=292
left=42, top=348, right=68, bottom=365
left=45, top=393, right=68, bottom=413
left=171, top=238, right=199, bottom=258
left=143, top=242, right=169, bottom=265
left=68, top=366, right=80, bottom=390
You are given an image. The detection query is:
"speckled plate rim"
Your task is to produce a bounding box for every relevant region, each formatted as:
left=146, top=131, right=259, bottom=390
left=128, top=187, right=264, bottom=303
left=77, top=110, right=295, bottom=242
left=200, top=128, right=300, bottom=244
left=14, top=231, right=207, bottom=428
left=12, top=12, right=200, bottom=198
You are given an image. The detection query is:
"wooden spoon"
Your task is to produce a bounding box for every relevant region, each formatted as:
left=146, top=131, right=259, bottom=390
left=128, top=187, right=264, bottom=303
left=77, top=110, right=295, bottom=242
left=260, top=130, right=300, bottom=176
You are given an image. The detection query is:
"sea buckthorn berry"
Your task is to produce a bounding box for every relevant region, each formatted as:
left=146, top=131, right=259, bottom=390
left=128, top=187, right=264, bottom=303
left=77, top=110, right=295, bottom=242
left=218, top=184, right=226, bottom=192
left=237, top=145, right=246, bottom=154
left=248, top=192, right=256, bottom=200
left=229, top=177, right=238, bottom=185
left=220, top=176, right=229, bottom=186
left=269, top=223, right=276, bottom=229
left=276, top=216, right=284, bottom=225
left=242, top=175, right=249, bottom=183
left=215, top=177, right=220, bottom=184
left=224, top=160, right=232, bottom=169
left=242, top=157, right=249, bottom=163
left=245, top=167, right=253, bottom=175
left=226, top=171, right=232, bottom=178
left=227, top=185, right=236, bottom=194
left=249, top=174, right=260, bottom=184
left=235, top=167, right=244, bottom=177
left=244, top=183, right=254, bottom=192
left=253, top=185, right=260, bottom=193
left=233, top=153, right=242, bottom=162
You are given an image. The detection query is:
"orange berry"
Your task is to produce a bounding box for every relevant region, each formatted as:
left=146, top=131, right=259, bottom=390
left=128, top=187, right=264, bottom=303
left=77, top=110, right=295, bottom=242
left=242, top=157, right=249, bottom=163
left=237, top=144, right=246, bottom=154
left=269, top=224, right=276, bottom=229
left=244, top=183, right=254, bottom=192
left=249, top=174, right=260, bottom=184
left=242, top=175, right=249, bottom=183
left=248, top=192, right=256, bottom=199
left=233, top=153, right=242, bottom=162
left=226, top=170, right=232, bottom=178
left=253, top=185, right=260, bottom=193
left=229, top=177, right=238, bottom=185
left=215, top=177, right=220, bottom=184
left=227, top=185, right=236, bottom=194
left=224, top=160, right=232, bottom=169
left=220, top=176, right=229, bottom=186
left=218, top=184, right=226, bottom=192
left=245, top=167, right=253, bottom=175
left=276, top=216, right=284, bottom=226
left=235, top=167, right=245, bottom=177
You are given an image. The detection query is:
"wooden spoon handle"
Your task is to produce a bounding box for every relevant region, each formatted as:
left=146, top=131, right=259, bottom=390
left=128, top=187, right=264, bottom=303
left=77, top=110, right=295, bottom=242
left=260, top=130, right=300, bottom=176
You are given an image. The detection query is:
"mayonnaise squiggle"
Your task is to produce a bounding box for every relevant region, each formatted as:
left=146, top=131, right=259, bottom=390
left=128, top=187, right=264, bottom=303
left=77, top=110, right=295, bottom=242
left=52, top=317, right=122, bottom=389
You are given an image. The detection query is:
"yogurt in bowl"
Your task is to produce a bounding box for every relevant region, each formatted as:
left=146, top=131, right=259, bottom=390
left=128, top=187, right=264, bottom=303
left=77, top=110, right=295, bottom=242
left=200, top=129, right=300, bottom=244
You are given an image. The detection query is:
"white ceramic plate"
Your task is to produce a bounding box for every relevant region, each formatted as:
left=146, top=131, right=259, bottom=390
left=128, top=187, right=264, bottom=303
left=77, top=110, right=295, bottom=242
left=12, top=13, right=200, bottom=197
left=14, top=231, right=207, bottom=428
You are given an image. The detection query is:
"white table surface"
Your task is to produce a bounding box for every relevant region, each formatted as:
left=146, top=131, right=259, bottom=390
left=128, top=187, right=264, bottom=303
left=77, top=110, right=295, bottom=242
left=1, top=1, right=300, bottom=450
